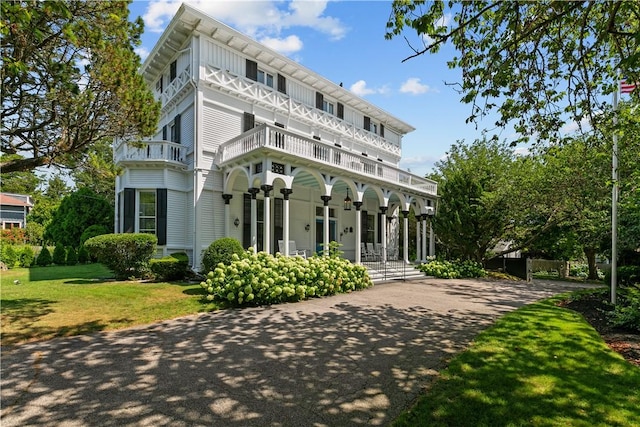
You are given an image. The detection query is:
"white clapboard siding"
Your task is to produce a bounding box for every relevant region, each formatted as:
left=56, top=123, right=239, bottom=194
left=127, top=169, right=165, bottom=188
left=167, top=190, right=188, bottom=246
left=180, top=104, right=195, bottom=152
left=203, top=38, right=244, bottom=77
left=201, top=103, right=241, bottom=152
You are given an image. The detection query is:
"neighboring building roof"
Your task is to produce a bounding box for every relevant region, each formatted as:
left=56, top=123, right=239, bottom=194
left=141, top=3, right=416, bottom=135
left=0, top=193, right=34, bottom=208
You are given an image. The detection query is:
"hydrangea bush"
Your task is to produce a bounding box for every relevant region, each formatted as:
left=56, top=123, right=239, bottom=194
left=201, top=250, right=373, bottom=306
left=418, top=259, right=487, bottom=279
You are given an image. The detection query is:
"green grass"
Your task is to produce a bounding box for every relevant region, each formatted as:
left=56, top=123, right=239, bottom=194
left=393, top=294, right=640, bottom=426
left=1, top=264, right=217, bottom=346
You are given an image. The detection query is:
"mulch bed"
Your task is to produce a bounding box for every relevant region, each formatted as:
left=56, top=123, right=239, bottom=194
left=560, top=293, right=640, bottom=367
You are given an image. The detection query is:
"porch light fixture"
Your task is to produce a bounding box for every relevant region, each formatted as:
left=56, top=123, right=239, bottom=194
left=343, top=189, right=352, bottom=211
left=233, top=217, right=240, bottom=227
left=305, top=224, right=310, bottom=232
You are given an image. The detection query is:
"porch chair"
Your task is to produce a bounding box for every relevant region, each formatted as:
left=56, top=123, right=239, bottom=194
left=278, top=240, right=307, bottom=258
left=361, top=243, right=372, bottom=261
left=367, top=243, right=381, bottom=261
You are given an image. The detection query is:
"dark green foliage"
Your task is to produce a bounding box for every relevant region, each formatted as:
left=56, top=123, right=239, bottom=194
left=84, top=233, right=157, bottom=279
left=18, top=246, right=35, bottom=267
left=52, top=244, right=66, bottom=265
left=201, top=238, right=245, bottom=273
left=609, top=285, right=640, bottom=333
left=150, top=252, right=190, bottom=281
left=66, top=247, right=78, bottom=265
left=80, top=224, right=110, bottom=245
left=604, top=266, right=640, bottom=289
left=36, top=246, right=52, bottom=266
left=0, top=244, right=17, bottom=268
left=77, top=245, right=90, bottom=264
left=45, top=188, right=113, bottom=248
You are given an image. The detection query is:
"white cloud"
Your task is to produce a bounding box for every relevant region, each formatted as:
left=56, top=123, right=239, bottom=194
left=400, top=78, right=433, bottom=95
left=349, top=80, right=388, bottom=97
left=135, top=46, right=150, bottom=61
left=142, top=0, right=347, bottom=41
left=259, top=35, right=303, bottom=55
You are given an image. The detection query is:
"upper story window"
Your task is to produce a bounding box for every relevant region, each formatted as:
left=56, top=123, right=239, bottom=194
left=323, top=100, right=334, bottom=115
left=170, top=60, right=177, bottom=82
left=155, top=76, right=163, bottom=94
left=257, top=69, right=274, bottom=88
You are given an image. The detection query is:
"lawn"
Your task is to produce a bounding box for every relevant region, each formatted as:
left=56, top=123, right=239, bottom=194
left=392, top=294, right=640, bottom=427
left=1, top=264, right=217, bottom=346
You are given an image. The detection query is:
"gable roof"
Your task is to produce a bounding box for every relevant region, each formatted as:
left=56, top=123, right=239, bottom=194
left=0, top=193, right=33, bottom=207
left=141, top=3, right=415, bottom=135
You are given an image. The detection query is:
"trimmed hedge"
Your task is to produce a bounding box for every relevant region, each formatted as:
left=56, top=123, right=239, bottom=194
left=52, top=244, right=66, bottom=265
left=150, top=252, right=190, bottom=281
left=36, top=246, right=52, bottom=266
left=201, top=237, right=245, bottom=273
left=84, top=233, right=157, bottom=279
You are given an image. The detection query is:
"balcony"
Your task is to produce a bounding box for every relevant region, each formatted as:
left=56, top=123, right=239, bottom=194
left=114, top=140, right=186, bottom=167
left=216, top=124, right=437, bottom=196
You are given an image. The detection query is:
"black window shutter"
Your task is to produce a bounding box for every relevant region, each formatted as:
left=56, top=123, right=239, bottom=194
left=243, top=112, right=255, bottom=132
left=337, top=102, right=344, bottom=119
left=277, top=74, right=286, bottom=94
left=316, top=92, right=324, bottom=109
left=174, top=114, right=181, bottom=143
left=156, top=189, right=167, bottom=245
left=242, top=193, right=251, bottom=249
left=162, top=125, right=167, bottom=141
left=361, top=210, right=368, bottom=243
left=246, top=59, right=258, bottom=81
left=364, top=116, right=371, bottom=131
left=380, top=123, right=385, bottom=137
left=123, top=188, right=136, bottom=233
left=170, top=61, right=177, bottom=81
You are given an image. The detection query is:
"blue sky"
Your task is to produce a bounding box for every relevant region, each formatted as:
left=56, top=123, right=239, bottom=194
left=128, top=0, right=514, bottom=177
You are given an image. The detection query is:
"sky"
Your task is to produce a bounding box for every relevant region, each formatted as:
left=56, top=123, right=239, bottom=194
left=128, top=0, right=514, bottom=177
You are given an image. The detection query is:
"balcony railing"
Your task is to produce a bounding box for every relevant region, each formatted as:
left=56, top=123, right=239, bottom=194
left=114, top=140, right=186, bottom=165
left=160, top=65, right=191, bottom=107
left=216, top=124, right=437, bottom=196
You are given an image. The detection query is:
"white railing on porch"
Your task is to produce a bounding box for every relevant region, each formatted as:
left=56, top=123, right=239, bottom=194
left=160, top=65, right=191, bottom=107
left=216, top=124, right=437, bottom=196
left=114, top=140, right=185, bottom=165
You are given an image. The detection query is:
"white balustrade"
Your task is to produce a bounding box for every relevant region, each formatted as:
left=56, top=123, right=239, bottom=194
left=114, top=141, right=185, bottom=164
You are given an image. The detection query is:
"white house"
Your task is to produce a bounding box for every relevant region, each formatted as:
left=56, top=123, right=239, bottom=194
left=114, top=3, right=437, bottom=270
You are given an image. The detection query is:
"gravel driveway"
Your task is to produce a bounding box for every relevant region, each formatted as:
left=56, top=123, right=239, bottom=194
left=0, top=278, right=597, bottom=426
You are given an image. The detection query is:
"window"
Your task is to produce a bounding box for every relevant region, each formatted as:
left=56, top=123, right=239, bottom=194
left=323, top=100, right=334, bottom=115
left=170, top=60, right=177, bottom=82
left=139, top=191, right=156, bottom=234
left=371, top=122, right=378, bottom=134
left=170, top=114, right=181, bottom=143
left=257, top=69, right=274, bottom=88
left=155, top=77, right=163, bottom=94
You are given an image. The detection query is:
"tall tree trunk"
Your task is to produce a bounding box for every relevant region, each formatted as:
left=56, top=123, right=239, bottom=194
left=584, top=247, right=598, bottom=280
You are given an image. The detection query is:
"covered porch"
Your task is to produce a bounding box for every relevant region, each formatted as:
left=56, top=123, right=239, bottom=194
left=216, top=123, right=437, bottom=265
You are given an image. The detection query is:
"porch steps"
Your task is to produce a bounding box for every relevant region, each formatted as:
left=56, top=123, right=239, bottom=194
left=362, top=262, right=426, bottom=284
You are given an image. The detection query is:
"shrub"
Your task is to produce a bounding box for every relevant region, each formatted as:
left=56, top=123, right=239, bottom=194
left=418, top=259, right=487, bottom=279
left=77, top=245, right=90, bottom=264
left=18, top=246, right=35, bottom=268
left=84, top=233, right=157, bottom=279
left=80, top=224, right=109, bottom=245
left=604, top=265, right=640, bottom=288
left=66, top=247, right=78, bottom=265
left=608, top=285, right=640, bottom=333
left=200, top=250, right=373, bottom=306
left=52, top=244, right=66, bottom=265
left=150, top=252, right=190, bottom=281
left=0, top=244, right=18, bottom=268
left=36, top=246, right=52, bottom=266
left=201, top=238, right=245, bottom=273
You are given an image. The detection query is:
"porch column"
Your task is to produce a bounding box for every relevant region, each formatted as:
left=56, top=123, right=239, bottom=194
left=402, top=210, right=409, bottom=264
left=354, top=201, right=363, bottom=264
left=248, top=188, right=260, bottom=252
left=415, top=214, right=421, bottom=263
left=261, top=185, right=273, bottom=254
left=222, top=194, right=233, bottom=237
left=321, top=195, right=331, bottom=256
left=280, top=188, right=293, bottom=256
left=380, top=206, right=388, bottom=262
left=429, top=213, right=435, bottom=257
left=421, top=213, right=428, bottom=263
